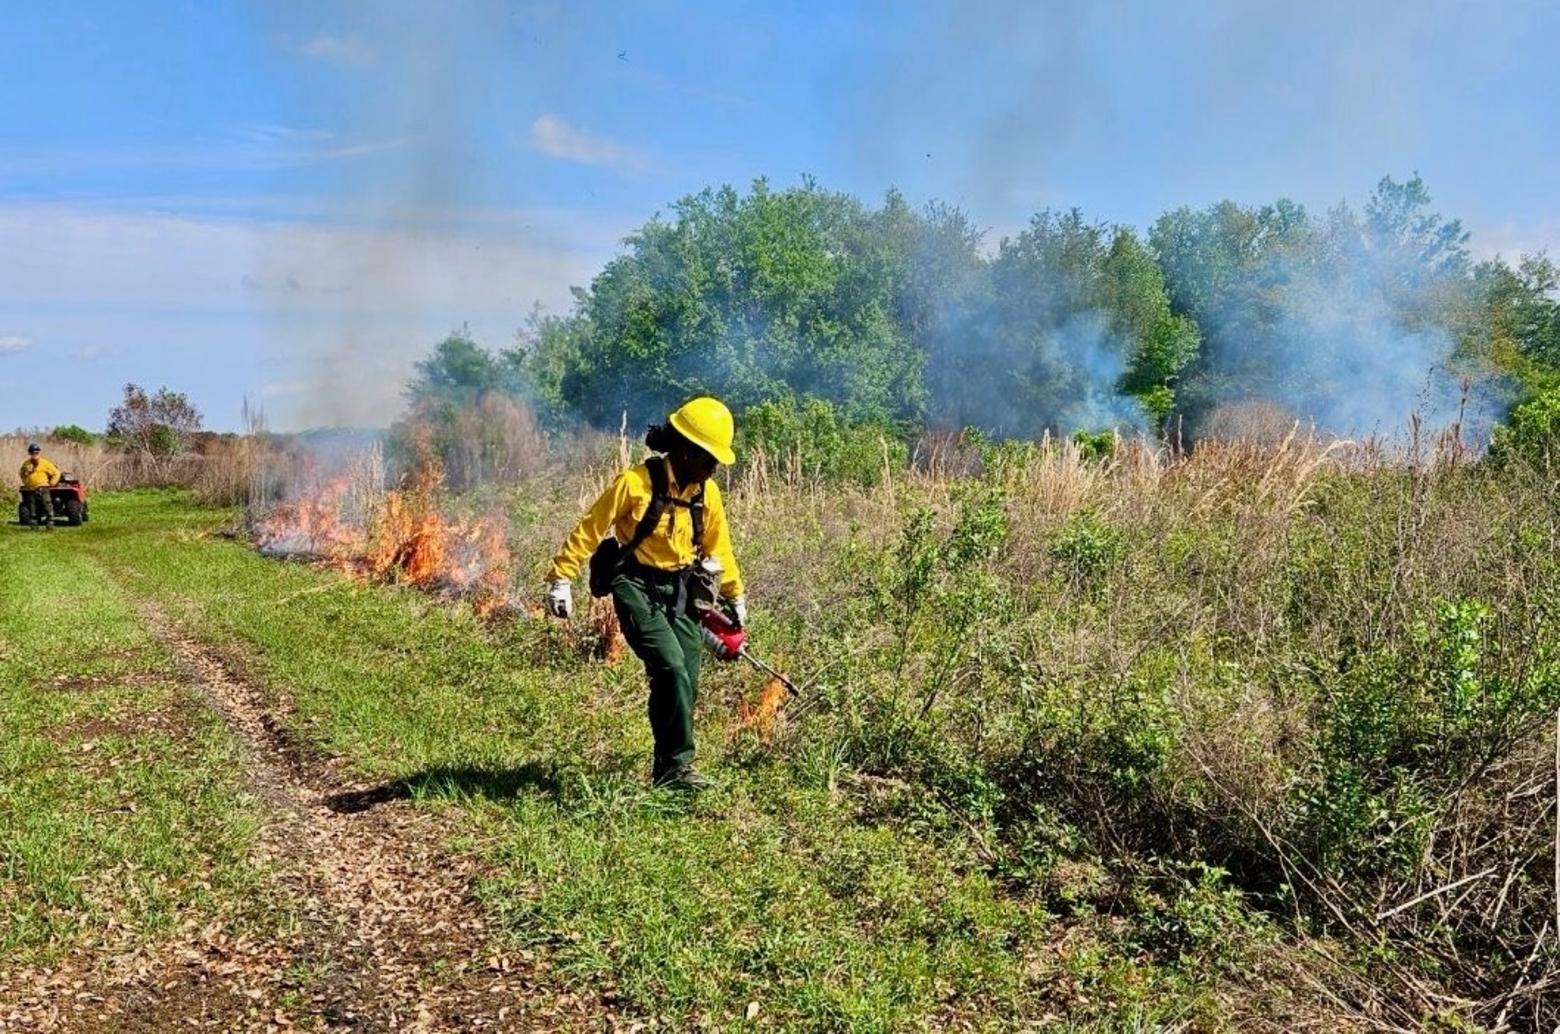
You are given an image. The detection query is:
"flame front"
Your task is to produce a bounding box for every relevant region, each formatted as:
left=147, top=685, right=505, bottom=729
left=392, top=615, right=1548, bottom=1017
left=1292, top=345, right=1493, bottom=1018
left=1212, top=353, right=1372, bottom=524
left=253, top=456, right=514, bottom=618
left=589, top=597, right=626, bottom=663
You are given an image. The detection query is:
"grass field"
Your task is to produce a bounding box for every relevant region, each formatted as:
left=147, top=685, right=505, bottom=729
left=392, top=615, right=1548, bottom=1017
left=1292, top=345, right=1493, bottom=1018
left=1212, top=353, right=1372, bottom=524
left=3, top=448, right=1558, bottom=1030
left=0, top=497, right=300, bottom=1028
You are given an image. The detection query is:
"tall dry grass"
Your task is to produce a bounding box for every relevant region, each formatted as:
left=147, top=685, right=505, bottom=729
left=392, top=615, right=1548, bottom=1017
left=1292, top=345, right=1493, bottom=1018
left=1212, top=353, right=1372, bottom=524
left=0, top=431, right=305, bottom=506
left=0, top=433, right=207, bottom=491
left=709, top=428, right=1560, bottom=1029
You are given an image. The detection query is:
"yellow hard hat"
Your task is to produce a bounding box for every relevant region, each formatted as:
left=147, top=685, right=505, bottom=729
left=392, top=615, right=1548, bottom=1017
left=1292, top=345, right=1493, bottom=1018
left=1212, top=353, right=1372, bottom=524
left=668, top=396, right=736, bottom=465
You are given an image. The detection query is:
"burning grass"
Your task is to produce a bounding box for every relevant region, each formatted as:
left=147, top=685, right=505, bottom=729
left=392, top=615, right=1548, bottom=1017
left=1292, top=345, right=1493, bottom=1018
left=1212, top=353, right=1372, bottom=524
left=735, top=677, right=789, bottom=740
left=252, top=451, right=517, bottom=618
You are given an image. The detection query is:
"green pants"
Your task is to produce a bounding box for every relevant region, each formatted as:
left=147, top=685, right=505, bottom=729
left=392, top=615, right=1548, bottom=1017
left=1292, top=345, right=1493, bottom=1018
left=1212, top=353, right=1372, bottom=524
left=612, top=568, right=703, bottom=776
left=21, top=489, right=51, bottom=525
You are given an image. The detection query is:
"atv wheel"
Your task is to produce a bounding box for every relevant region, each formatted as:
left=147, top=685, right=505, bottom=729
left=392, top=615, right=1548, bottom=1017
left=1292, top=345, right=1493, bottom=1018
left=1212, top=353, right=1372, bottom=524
left=17, top=500, right=27, bottom=526
left=63, top=498, right=83, bottom=526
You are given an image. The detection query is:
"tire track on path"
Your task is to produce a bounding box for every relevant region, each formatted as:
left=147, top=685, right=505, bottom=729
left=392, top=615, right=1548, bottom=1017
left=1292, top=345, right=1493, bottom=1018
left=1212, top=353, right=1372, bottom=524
left=129, top=596, right=538, bottom=1032
left=6, top=573, right=600, bottom=1033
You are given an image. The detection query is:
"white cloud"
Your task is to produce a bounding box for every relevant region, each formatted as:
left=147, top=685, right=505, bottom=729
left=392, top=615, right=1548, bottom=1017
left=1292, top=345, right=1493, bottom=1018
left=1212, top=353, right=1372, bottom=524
left=0, top=335, right=32, bottom=355
left=69, top=344, right=106, bottom=361
left=296, top=34, right=376, bottom=69
left=0, top=201, right=614, bottom=318
left=0, top=199, right=622, bottom=429
left=527, top=114, right=653, bottom=176
left=239, top=124, right=336, bottom=145
left=1470, top=217, right=1560, bottom=262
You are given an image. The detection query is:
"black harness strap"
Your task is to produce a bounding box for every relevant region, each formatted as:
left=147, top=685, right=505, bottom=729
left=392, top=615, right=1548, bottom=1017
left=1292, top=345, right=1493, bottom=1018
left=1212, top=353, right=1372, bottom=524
left=627, top=457, right=706, bottom=565
left=591, top=457, right=709, bottom=602
left=624, top=458, right=706, bottom=614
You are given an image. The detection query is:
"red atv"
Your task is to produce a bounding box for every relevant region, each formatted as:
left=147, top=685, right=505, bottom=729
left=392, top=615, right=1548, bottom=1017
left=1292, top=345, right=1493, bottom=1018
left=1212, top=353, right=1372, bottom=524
left=18, top=474, right=89, bottom=527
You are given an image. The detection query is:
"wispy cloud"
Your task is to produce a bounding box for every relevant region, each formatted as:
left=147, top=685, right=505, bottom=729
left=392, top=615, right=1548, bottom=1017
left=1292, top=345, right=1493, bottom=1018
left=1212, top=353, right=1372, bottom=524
left=527, top=114, right=653, bottom=175
left=237, top=124, right=336, bottom=145
left=0, top=336, right=33, bottom=355
left=68, top=344, right=106, bottom=362
left=296, top=33, right=376, bottom=69
left=1470, top=217, right=1560, bottom=261
left=0, top=129, right=403, bottom=179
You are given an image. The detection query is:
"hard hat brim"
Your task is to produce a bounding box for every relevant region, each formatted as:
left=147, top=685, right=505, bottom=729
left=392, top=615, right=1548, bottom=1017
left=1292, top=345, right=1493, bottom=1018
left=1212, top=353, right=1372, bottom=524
left=669, top=410, right=735, bottom=465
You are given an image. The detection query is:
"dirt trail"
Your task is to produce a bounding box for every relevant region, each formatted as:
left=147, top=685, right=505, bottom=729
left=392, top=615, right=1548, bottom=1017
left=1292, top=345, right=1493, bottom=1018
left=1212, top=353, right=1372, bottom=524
left=2, top=598, right=595, bottom=1033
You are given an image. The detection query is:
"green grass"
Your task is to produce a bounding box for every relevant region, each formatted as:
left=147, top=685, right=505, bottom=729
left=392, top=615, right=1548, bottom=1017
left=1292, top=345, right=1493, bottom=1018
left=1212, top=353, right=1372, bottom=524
left=68, top=489, right=1250, bottom=1030
left=0, top=500, right=277, bottom=965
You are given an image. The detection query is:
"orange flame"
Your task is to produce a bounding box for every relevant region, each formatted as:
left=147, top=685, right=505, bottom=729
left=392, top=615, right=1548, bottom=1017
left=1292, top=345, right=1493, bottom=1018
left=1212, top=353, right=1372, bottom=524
left=254, top=475, right=360, bottom=563
left=253, top=454, right=515, bottom=618
left=737, top=678, right=789, bottom=740
left=363, top=490, right=449, bottom=585
left=583, top=596, right=625, bottom=664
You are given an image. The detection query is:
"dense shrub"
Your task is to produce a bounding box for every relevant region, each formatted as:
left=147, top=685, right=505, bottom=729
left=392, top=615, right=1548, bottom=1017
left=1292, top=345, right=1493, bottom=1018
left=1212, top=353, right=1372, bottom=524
left=728, top=433, right=1560, bottom=1027
left=1491, top=384, right=1560, bottom=464
left=737, top=396, right=906, bottom=485
left=49, top=424, right=96, bottom=445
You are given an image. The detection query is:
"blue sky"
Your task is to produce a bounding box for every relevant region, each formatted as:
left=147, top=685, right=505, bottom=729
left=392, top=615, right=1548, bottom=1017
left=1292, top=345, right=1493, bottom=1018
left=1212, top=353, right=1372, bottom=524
left=2, top=0, right=1558, bottom=431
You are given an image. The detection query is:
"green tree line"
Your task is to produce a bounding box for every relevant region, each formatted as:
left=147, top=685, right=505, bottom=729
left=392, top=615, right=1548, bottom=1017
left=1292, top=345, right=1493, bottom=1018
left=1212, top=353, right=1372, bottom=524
left=403, top=174, right=1560, bottom=473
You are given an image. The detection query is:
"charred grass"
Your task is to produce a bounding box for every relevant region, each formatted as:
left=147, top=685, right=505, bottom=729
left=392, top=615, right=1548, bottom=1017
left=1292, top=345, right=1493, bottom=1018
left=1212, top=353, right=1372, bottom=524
left=48, top=439, right=1560, bottom=1030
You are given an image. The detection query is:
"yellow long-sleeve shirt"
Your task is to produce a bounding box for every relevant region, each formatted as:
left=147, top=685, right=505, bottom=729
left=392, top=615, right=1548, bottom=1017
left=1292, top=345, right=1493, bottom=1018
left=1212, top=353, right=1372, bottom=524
left=550, top=459, right=744, bottom=598
left=20, top=456, right=60, bottom=490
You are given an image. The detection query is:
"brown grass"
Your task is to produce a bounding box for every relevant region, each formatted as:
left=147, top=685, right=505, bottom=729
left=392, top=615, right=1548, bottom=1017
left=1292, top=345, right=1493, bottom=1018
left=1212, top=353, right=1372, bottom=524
left=711, top=426, right=1560, bottom=1028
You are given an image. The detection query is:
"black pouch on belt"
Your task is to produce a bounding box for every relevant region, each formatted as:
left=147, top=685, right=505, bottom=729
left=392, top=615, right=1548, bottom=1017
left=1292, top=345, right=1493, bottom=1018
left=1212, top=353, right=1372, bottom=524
left=587, top=538, right=627, bottom=598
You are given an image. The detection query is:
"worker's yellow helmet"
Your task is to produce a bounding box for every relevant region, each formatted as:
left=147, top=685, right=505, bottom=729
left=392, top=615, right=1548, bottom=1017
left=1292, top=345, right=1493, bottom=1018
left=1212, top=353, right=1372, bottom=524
left=668, top=396, right=736, bottom=465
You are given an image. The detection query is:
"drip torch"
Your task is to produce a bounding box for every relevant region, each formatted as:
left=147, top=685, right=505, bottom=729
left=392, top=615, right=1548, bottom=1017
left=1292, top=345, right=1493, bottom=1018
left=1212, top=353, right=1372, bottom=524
left=697, top=604, right=798, bottom=695
left=694, top=555, right=797, bottom=694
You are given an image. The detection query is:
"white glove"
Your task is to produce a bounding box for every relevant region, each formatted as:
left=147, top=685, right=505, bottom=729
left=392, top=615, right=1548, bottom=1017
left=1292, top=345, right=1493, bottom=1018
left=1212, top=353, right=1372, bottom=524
left=546, top=578, right=574, bottom=619
left=728, top=594, right=748, bottom=628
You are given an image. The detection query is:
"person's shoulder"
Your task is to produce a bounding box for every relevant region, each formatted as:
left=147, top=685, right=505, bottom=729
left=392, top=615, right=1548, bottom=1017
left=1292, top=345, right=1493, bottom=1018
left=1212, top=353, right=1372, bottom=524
left=617, top=462, right=654, bottom=491
left=702, top=477, right=724, bottom=503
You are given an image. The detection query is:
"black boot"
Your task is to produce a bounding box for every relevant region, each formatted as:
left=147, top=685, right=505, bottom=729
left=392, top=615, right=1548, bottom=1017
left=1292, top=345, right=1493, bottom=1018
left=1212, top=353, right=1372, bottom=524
left=653, top=764, right=713, bottom=793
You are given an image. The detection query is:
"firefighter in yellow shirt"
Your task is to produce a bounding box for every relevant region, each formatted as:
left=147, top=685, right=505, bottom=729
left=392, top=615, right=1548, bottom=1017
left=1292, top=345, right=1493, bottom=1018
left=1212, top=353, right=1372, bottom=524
left=19, top=442, right=61, bottom=529
left=546, top=397, right=746, bottom=792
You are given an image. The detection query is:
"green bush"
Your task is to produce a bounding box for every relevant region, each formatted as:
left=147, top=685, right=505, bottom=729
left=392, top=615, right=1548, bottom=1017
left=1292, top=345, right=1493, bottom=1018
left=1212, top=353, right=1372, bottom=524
left=737, top=395, right=907, bottom=485
left=1128, top=862, right=1260, bottom=969
left=50, top=424, right=97, bottom=445
left=1302, top=594, right=1560, bottom=880
left=1048, top=511, right=1126, bottom=585
left=1491, top=385, right=1560, bottom=464
left=960, top=427, right=1043, bottom=480
left=1071, top=428, right=1118, bottom=462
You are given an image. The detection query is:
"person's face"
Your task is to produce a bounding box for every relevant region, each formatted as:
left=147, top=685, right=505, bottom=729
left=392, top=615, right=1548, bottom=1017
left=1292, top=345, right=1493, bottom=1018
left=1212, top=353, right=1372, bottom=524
left=672, top=444, right=718, bottom=485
